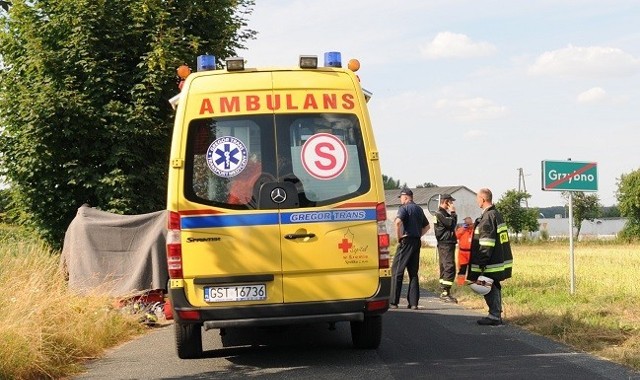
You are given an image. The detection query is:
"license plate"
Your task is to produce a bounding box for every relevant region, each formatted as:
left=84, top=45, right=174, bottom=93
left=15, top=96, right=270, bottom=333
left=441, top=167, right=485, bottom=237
left=204, top=284, right=267, bottom=302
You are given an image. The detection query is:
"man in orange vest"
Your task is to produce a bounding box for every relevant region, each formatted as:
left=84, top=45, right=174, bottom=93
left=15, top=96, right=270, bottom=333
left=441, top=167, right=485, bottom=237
left=455, top=216, right=474, bottom=285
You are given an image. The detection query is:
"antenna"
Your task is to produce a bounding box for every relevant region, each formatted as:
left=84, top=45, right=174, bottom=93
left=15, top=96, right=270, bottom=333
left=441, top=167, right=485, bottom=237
left=517, top=168, right=529, bottom=208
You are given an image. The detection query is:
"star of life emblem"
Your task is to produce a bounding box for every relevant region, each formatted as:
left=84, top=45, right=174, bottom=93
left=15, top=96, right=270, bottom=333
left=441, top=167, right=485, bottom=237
left=205, top=136, right=248, bottom=178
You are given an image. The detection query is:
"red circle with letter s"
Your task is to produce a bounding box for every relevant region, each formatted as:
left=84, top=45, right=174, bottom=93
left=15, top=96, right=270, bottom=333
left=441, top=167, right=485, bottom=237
left=301, top=133, right=348, bottom=180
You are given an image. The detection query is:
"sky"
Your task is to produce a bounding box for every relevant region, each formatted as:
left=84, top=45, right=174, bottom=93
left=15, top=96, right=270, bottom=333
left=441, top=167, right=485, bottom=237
left=238, top=0, right=640, bottom=207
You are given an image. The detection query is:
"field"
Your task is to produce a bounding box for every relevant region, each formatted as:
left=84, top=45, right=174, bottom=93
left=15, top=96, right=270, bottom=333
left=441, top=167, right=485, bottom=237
left=417, top=241, right=640, bottom=370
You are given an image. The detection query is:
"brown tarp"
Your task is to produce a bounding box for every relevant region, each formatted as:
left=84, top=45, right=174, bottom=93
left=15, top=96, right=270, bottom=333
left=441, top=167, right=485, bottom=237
left=61, top=205, right=169, bottom=297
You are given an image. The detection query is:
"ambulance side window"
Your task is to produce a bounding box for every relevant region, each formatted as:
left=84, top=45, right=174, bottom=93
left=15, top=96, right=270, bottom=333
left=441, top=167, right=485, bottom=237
left=283, top=113, right=369, bottom=205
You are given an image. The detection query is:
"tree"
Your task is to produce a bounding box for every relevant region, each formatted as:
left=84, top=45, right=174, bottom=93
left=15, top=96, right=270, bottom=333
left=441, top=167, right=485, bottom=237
left=416, top=182, right=437, bottom=188
left=495, top=189, right=539, bottom=241
left=382, top=174, right=400, bottom=190
left=0, top=0, right=256, bottom=249
left=616, top=168, right=640, bottom=239
left=562, top=191, right=602, bottom=238
left=0, top=188, right=10, bottom=223
left=601, top=205, right=620, bottom=218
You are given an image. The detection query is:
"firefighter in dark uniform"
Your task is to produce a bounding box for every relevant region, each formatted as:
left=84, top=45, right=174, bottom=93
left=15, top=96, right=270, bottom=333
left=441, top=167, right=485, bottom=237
left=390, top=187, right=430, bottom=310
left=468, top=188, right=513, bottom=325
left=434, top=193, right=458, bottom=303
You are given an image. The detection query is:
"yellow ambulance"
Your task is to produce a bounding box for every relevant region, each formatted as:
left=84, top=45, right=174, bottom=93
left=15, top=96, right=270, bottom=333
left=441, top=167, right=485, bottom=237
left=166, top=52, right=391, bottom=358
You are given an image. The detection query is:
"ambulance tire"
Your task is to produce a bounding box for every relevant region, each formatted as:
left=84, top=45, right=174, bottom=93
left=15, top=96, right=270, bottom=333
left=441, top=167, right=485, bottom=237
left=350, top=315, right=382, bottom=349
left=175, top=322, right=203, bottom=359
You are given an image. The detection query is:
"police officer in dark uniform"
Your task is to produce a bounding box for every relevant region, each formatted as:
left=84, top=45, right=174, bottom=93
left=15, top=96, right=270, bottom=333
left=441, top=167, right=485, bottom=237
left=434, top=193, right=458, bottom=303
left=390, top=187, right=430, bottom=310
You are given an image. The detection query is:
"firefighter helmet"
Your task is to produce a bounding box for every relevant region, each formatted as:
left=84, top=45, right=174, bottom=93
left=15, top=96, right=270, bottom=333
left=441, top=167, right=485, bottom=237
left=470, top=276, right=494, bottom=295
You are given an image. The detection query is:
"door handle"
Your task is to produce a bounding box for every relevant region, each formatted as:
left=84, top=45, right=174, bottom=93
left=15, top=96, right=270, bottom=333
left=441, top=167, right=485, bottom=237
left=284, top=233, right=316, bottom=240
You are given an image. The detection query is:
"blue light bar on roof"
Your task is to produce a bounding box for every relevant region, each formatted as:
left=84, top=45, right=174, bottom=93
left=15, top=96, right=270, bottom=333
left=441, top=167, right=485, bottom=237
left=324, top=51, right=342, bottom=67
left=197, top=55, right=216, bottom=71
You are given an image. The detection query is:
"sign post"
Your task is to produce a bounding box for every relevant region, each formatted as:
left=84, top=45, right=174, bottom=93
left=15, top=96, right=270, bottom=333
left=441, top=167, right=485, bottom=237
left=541, top=159, right=598, bottom=295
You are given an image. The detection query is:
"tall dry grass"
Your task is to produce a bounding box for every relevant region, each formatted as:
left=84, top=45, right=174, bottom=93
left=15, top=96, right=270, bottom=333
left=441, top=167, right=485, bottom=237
left=418, top=241, right=640, bottom=370
left=0, top=225, right=146, bottom=380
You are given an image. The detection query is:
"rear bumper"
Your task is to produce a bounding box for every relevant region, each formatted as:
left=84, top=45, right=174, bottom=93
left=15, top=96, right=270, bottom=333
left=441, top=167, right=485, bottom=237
left=168, top=277, right=391, bottom=328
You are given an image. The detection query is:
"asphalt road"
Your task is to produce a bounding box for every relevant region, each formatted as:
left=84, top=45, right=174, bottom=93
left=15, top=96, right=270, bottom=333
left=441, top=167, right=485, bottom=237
left=74, top=289, right=639, bottom=380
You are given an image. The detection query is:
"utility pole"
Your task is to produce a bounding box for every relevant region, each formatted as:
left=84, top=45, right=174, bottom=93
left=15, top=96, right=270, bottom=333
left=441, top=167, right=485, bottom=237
left=517, top=167, right=529, bottom=207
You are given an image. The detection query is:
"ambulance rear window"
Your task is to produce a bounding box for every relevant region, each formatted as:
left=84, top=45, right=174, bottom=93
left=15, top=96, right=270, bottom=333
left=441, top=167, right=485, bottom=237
left=184, top=113, right=369, bottom=209
left=285, top=114, right=367, bottom=203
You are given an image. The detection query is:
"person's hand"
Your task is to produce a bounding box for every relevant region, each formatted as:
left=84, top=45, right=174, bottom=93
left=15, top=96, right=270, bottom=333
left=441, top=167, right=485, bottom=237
left=448, top=202, right=456, bottom=213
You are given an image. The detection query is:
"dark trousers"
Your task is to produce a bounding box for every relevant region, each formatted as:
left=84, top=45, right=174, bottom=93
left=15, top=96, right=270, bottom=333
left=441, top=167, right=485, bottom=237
left=390, top=237, right=421, bottom=306
left=437, top=243, right=456, bottom=290
left=484, top=280, right=503, bottom=320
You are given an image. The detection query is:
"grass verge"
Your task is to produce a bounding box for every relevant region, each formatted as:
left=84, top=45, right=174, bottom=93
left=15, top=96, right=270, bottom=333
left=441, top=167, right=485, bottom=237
left=0, top=224, right=147, bottom=380
left=417, top=241, right=640, bottom=371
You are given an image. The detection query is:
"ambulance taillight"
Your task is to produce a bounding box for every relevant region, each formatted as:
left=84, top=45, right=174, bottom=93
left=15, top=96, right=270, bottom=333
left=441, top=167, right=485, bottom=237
left=167, top=211, right=183, bottom=278
left=376, top=203, right=390, bottom=269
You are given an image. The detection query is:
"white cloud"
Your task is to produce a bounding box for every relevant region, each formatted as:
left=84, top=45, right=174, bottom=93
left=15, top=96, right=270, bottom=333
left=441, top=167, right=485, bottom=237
left=434, top=97, right=507, bottom=122
left=464, top=129, right=488, bottom=139
left=420, top=32, right=497, bottom=59
left=576, top=87, right=607, bottom=104
left=528, top=45, right=640, bottom=77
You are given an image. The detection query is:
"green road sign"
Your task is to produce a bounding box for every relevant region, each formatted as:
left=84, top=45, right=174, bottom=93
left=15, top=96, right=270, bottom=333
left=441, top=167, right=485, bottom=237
left=541, top=160, right=598, bottom=191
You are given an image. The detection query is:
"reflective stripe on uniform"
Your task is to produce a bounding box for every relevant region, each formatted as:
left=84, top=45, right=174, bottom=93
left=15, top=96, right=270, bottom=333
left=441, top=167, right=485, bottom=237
left=439, top=279, right=454, bottom=286
left=479, top=238, right=495, bottom=247
left=470, top=262, right=510, bottom=273
left=469, top=264, right=483, bottom=273
left=497, top=223, right=508, bottom=233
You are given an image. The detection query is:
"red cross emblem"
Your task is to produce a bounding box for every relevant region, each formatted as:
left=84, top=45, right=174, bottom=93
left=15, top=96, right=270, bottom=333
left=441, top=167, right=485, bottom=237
left=338, top=238, right=353, bottom=253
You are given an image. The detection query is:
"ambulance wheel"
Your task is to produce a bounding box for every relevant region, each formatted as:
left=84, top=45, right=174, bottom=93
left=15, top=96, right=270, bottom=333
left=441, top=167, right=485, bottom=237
left=175, top=322, right=203, bottom=359
left=350, top=315, right=382, bottom=349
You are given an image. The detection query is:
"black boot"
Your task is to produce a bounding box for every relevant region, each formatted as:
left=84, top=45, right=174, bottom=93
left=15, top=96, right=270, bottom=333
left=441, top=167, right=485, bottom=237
left=439, top=288, right=458, bottom=303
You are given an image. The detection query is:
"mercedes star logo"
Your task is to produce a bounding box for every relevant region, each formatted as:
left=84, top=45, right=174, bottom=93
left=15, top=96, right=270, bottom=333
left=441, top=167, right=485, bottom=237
left=270, top=187, right=287, bottom=204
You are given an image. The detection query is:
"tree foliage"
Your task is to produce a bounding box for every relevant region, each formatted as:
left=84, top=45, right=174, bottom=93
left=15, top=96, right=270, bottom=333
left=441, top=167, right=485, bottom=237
left=0, top=0, right=256, bottom=248
left=562, top=191, right=602, bottom=238
left=601, top=205, right=620, bottom=218
left=382, top=174, right=400, bottom=190
left=0, top=188, right=11, bottom=223
left=495, top=189, right=539, bottom=241
left=416, top=182, right=437, bottom=188
left=617, top=168, right=640, bottom=239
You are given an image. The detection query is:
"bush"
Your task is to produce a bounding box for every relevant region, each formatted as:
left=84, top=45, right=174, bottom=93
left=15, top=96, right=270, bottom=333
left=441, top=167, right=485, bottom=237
left=540, top=229, right=549, bottom=241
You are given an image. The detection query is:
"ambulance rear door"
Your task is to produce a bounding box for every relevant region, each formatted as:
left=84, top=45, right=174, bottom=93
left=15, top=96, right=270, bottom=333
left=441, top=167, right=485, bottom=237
left=268, top=71, right=381, bottom=303
left=178, top=71, right=285, bottom=308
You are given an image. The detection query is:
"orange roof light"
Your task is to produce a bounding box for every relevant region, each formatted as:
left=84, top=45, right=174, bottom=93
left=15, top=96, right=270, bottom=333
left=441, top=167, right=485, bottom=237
left=348, top=59, right=360, bottom=72
left=177, top=64, right=191, bottom=79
